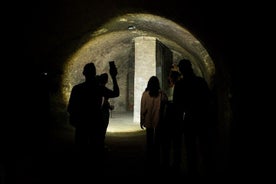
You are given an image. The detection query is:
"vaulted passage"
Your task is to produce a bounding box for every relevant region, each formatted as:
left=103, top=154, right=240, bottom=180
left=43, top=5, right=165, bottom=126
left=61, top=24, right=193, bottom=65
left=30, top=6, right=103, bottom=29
left=10, top=0, right=247, bottom=182
left=61, top=13, right=216, bottom=130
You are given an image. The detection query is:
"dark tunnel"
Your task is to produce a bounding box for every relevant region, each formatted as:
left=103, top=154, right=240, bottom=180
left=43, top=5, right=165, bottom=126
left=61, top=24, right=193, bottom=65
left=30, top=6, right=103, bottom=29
left=2, top=0, right=263, bottom=182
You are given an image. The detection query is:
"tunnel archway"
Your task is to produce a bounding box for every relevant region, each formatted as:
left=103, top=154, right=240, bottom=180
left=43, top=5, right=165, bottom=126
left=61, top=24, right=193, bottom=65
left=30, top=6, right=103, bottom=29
left=18, top=0, right=244, bottom=179
left=62, top=13, right=216, bottom=128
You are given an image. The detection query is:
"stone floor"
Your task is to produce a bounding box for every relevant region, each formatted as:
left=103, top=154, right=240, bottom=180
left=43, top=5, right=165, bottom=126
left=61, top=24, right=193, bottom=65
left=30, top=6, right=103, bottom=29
left=2, top=112, right=190, bottom=183
left=106, top=111, right=141, bottom=133
left=2, top=112, right=230, bottom=183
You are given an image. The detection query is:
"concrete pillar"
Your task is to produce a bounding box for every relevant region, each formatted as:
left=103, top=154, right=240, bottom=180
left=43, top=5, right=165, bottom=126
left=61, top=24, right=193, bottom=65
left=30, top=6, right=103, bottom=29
left=133, top=36, right=156, bottom=123
left=133, top=36, right=172, bottom=123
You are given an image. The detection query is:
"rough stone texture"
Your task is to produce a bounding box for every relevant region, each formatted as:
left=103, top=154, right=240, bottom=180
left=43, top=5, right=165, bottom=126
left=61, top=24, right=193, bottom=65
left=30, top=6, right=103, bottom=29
left=133, top=36, right=157, bottom=123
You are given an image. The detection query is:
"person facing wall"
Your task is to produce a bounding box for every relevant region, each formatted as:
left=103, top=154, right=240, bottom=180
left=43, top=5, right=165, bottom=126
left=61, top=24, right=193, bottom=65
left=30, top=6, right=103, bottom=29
left=140, top=76, right=168, bottom=174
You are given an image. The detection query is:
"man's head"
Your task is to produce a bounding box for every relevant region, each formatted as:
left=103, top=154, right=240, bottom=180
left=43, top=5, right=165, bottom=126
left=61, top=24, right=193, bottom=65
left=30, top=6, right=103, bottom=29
left=99, top=73, right=108, bottom=85
left=83, top=62, right=96, bottom=78
left=169, top=70, right=180, bottom=84
left=178, top=59, right=193, bottom=75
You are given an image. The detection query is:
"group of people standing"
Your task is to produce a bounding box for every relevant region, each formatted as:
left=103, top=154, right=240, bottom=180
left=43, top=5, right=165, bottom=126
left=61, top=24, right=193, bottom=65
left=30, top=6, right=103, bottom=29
left=67, top=58, right=214, bottom=177
left=140, top=59, right=214, bottom=177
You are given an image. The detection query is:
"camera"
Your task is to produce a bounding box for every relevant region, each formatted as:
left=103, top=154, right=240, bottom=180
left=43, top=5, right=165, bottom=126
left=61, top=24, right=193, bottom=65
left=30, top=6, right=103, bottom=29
left=109, top=61, right=117, bottom=76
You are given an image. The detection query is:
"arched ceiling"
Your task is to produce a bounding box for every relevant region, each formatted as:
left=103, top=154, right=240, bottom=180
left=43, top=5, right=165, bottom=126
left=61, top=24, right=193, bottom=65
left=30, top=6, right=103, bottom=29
left=62, top=13, right=215, bottom=102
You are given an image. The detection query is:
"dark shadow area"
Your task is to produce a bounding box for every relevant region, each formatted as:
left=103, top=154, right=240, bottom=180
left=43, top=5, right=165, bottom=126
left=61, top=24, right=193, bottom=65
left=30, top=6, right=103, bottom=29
left=3, top=128, right=200, bottom=183
left=6, top=0, right=265, bottom=182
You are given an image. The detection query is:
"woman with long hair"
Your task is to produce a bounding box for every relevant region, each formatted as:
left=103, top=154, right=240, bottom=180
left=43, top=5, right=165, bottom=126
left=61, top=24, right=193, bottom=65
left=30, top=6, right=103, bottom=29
left=140, top=76, right=168, bottom=171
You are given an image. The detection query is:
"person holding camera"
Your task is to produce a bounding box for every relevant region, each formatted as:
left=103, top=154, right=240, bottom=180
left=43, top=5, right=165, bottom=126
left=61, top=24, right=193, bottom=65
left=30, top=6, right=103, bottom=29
left=98, top=71, right=117, bottom=148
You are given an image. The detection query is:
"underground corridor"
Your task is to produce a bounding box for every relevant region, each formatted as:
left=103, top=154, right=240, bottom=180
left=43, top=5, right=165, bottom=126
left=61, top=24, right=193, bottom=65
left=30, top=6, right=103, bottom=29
left=3, top=0, right=250, bottom=182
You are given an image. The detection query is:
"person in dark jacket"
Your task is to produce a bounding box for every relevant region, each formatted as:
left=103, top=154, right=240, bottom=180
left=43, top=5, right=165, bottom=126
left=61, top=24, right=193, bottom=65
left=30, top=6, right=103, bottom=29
left=173, top=59, right=212, bottom=177
left=67, top=62, right=119, bottom=156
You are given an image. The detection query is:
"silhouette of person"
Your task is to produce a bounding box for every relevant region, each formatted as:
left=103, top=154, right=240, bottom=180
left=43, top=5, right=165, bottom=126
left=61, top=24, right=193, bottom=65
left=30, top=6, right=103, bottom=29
left=140, top=76, right=168, bottom=173
left=67, top=62, right=119, bottom=158
left=173, top=59, right=212, bottom=177
left=98, top=72, right=117, bottom=147
left=161, top=70, right=181, bottom=172
left=67, top=63, right=102, bottom=153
